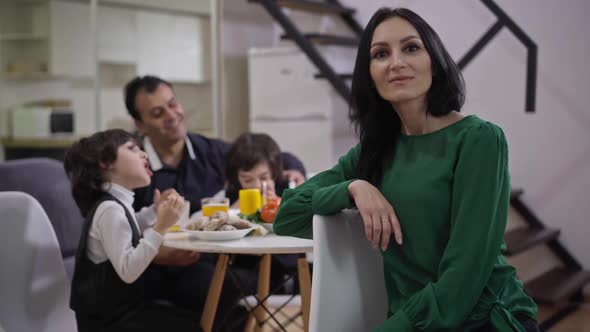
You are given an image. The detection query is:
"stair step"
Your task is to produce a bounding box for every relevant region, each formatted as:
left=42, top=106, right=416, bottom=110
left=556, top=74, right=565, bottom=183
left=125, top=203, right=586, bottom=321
left=314, top=72, right=352, bottom=79
left=525, top=268, right=590, bottom=304
left=281, top=33, right=358, bottom=46
left=504, top=227, right=560, bottom=256
left=272, top=0, right=355, bottom=15
left=511, top=188, right=524, bottom=200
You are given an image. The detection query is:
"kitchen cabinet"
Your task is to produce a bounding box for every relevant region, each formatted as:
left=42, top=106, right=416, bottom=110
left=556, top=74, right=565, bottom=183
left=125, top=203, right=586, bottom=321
left=0, top=0, right=93, bottom=79
left=137, top=11, right=206, bottom=83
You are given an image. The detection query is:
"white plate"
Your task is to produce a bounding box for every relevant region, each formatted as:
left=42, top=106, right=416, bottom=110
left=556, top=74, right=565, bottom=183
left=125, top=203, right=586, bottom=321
left=182, top=227, right=255, bottom=241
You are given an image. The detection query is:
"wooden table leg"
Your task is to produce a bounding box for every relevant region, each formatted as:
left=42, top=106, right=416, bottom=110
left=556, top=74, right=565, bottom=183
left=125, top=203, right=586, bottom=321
left=297, top=257, right=311, bottom=332
left=201, top=254, right=230, bottom=332
left=250, top=254, right=271, bottom=332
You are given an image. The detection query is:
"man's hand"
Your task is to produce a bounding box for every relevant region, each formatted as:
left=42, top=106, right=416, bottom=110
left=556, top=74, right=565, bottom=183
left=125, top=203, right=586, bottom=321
left=152, top=246, right=201, bottom=266
left=283, top=170, right=306, bottom=187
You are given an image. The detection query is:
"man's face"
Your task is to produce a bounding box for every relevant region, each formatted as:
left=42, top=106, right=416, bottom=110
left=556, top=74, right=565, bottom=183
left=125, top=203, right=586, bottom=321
left=134, top=84, right=187, bottom=144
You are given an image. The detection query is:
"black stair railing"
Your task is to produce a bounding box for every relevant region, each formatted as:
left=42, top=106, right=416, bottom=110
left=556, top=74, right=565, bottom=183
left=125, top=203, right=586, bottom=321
left=249, top=0, right=360, bottom=101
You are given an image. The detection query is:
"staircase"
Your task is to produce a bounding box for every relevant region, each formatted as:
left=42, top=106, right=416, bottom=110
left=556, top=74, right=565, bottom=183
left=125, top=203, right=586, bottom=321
left=247, top=1, right=590, bottom=329
left=507, top=190, right=590, bottom=331
left=248, top=0, right=360, bottom=102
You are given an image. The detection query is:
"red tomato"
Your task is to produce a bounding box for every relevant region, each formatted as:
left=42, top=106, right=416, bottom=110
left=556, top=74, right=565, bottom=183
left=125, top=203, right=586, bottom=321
left=260, top=197, right=281, bottom=223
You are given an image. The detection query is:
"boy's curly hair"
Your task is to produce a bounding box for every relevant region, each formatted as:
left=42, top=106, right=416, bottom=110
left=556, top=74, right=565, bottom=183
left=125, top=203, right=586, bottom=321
left=64, top=129, right=137, bottom=217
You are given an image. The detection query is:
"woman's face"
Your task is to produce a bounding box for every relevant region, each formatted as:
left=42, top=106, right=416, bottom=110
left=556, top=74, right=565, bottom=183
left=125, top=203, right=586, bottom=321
left=238, top=161, right=276, bottom=198
left=107, top=140, right=152, bottom=190
left=369, top=17, right=433, bottom=107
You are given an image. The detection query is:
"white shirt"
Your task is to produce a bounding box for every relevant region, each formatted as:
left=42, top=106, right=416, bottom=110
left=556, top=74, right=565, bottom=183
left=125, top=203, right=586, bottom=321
left=143, top=136, right=196, bottom=171
left=86, top=183, right=162, bottom=284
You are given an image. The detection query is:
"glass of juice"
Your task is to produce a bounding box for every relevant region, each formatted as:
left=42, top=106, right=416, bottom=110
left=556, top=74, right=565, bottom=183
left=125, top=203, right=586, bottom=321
left=239, top=188, right=262, bottom=215
left=201, top=197, right=230, bottom=217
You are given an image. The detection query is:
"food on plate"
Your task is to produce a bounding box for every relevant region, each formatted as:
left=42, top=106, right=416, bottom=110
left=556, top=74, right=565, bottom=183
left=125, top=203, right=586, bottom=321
left=185, top=211, right=252, bottom=231
left=218, top=224, right=237, bottom=231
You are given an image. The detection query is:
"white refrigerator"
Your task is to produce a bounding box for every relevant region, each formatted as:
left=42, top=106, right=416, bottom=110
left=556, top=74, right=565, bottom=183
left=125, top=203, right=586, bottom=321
left=248, top=47, right=348, bottom=174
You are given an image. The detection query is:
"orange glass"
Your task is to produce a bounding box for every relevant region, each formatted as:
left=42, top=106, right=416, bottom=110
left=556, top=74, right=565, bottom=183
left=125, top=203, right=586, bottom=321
left=201, top=197, right=230, bottom=217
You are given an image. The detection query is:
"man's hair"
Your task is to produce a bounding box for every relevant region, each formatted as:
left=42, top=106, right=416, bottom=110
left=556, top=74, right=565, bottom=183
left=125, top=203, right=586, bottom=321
left=124, top=75, right=173, bottom=121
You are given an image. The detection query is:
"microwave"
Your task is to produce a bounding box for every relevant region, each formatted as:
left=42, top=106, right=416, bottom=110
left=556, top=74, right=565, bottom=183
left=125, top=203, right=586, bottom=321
left=11, top=107, right=75, bottom=138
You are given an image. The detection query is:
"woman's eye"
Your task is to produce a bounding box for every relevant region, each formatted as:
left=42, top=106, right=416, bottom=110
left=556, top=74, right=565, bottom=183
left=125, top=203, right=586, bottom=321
left=371, top=49, right=388, bottom=59
left=405, top=44, right=420, bottom=53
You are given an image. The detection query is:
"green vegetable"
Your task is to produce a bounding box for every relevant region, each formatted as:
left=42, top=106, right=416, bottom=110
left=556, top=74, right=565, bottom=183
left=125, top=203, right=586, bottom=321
left=238, top=211, right=263, bottom=224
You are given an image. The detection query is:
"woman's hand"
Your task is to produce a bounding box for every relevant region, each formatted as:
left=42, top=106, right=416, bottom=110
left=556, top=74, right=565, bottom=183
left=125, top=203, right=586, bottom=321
left=348, top=180, right=403, bottom=250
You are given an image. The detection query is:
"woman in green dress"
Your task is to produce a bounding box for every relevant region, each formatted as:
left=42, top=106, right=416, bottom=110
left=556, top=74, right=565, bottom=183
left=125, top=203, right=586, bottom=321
left=273, top=7, right=539, bottom=332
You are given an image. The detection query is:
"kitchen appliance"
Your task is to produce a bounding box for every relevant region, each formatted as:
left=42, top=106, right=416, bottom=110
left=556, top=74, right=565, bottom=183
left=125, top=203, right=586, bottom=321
left=248, top=47, right=350, bottom=173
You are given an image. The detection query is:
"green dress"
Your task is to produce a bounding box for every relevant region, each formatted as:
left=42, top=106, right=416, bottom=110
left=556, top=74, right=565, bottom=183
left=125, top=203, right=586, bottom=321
left=274, top=115, right=537, bottom=331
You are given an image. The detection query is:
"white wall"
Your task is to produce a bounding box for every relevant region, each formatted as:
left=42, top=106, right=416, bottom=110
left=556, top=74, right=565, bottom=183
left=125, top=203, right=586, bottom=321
left=342, top=0, right=590, bottom=268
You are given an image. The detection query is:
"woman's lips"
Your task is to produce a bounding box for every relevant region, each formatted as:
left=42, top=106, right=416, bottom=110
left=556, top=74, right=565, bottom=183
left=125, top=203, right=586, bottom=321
left=389, top=76, right=413, bottom=84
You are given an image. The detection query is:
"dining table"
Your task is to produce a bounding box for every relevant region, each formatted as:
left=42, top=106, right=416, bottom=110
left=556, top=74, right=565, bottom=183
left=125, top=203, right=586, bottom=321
left=164, top=231, right=314, bottom=332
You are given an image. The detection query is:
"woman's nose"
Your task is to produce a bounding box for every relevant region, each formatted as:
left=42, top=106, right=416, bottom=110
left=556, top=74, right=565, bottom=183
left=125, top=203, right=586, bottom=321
left=390, top=50, right=407, bottom=70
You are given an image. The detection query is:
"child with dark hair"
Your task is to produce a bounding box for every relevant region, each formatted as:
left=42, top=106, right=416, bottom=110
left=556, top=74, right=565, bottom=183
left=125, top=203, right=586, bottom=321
left=224, top=132, right=289, bottom=205
left=64, top=129, right=200, bottom=332
left=223, top=132, right=303, bottom=295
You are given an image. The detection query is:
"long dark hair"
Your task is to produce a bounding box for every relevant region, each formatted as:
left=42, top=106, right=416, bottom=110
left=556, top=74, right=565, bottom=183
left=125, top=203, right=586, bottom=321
left=64, top=129, right=137, bottom=217
left=224, top=133, right=283, bottom=202
left=350, top=7, right=465, bottom=185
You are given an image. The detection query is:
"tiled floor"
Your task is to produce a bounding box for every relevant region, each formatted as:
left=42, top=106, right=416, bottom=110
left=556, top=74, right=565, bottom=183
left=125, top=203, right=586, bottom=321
left=254, top=303, right=590, bottom=332
left=248, top=305, right=304, bottom=332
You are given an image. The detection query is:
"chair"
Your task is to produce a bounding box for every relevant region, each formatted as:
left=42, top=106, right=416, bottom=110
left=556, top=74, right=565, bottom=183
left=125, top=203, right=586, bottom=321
left=310, top=210, right=388, bottom=332
left=0, top=191, right=77, bottom=332
left=0, top=158, right=83, bottom=279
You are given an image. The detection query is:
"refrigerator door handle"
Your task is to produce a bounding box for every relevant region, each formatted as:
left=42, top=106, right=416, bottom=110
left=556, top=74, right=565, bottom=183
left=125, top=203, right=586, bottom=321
left=252, top=114, right=330, bottom=122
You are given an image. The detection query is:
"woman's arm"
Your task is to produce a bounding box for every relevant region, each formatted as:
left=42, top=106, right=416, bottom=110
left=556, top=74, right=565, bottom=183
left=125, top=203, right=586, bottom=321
left=376, top=123, right=511, bottom=331
left=273, top=145, right=361, bottom=239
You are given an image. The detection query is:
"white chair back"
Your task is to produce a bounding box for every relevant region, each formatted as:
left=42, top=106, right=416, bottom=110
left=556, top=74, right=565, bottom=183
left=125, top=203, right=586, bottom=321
left=0, top=191, right=76, bottom=332
left=310, top=210, right=388, bottom=332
